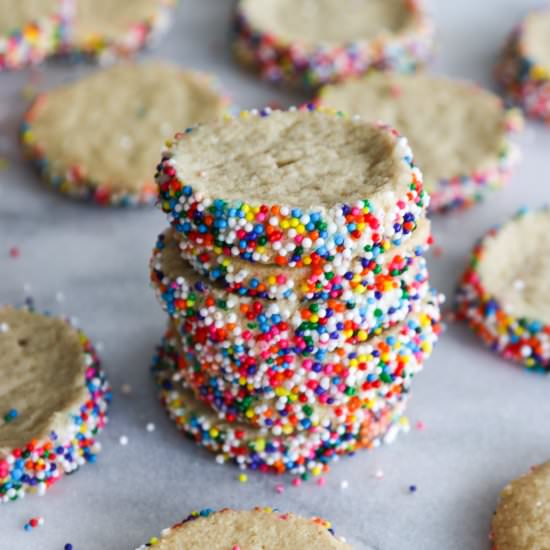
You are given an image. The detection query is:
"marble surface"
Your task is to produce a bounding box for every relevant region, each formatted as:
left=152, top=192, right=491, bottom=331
left=1, top=1, right=549, bottom=549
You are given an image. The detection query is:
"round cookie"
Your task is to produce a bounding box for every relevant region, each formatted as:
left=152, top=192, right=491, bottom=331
left=156, top=106, right=428, bottom=266
left=232, top=0, right=434, bottom=88
left=60, top=0, right=176, bottom=61
left=318, top=73, right=523, bottom=213
left=0, top=307, right=111, bottom=503
left=0, top=0, right=67, bottom=71
left=21, top=62, right=228, bottom=206
left=169, top=289, right=440, bottom=434
left=138, top=508, right=351, bottom=550
left=456, top=208, right=550, bottom=372
left=137, top=508, right=353, bottom=549
left=176, top=217, right=432, bottom=301
left=491, top=462, right=550, bottom=550
left=152, top=330, right=410, bottom=477
left=496, top=9, right=550, bottom=124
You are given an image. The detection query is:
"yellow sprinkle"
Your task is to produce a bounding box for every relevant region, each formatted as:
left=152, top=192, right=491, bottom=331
left=531, top=65, right=548, bottom=80
left=239, top=473, right=248, bottom=483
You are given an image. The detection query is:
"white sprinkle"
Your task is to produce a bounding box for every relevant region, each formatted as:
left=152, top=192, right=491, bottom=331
left=0, top=322, right=9, bottom=333
left=119, top=436, right=129, bottom=446
left=340, top=480, right=349, bottom=490
left=146, top=423, right=155, bottom=433
left=513, top=279, right=525, bottom=291
left=374, top=469, right=384, bottom=480
left=119, top=135, right=133, bottom=150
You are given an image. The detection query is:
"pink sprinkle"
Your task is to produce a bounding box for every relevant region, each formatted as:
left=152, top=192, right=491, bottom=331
left=390, top=84, right=402, bottom=98
left=9, top=246, right=20, bottom=258
left=232, top=546, right=241, bottom=550
left=316, top=477, right=326, bottom=487
left=291, top=478, right=302, bottom=487
left=275, top=484, right=285, bottom=494
left=415, top=421, right=426, bottom=431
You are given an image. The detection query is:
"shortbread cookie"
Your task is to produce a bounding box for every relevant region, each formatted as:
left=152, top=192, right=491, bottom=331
left=0, top=307, right=110, bottom=503
left=496, top=9, right=550, bottom=124
left=456, top=208, right=550, bottom=371
left=21, top=62, right=228, bottom=206
left=232, top=0, right=434, bottom=88
left=491, top=462, right=550, bottom=550
left=157, top=106, right=428, bottom=266
left=170, top=290, right=440, bottom=433
left=137, top=508, right=353, bottom=550
left=177, top=216, right=432, bottom=301
left=152, top=330, right=410, bottom=477
left=318, top=73, right=523, bottom=212
left=60, top=0, right=175, bottom=61
left=0, top=0, right=67, bottom=71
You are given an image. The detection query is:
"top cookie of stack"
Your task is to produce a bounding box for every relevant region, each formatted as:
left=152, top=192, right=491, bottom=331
left=157, top=106, right=428, bottom=268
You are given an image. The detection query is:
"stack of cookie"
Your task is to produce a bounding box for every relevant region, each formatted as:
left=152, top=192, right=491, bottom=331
left=149, top=106, right=442, bottom=478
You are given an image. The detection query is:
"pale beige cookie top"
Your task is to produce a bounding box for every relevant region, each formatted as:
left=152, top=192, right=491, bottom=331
left=0, top=0, right=59, bottom=33
left=0, top=307, right=88, bottom=456
left=319, top=73, right=508, bottom=189
left=27, top=62, right=227, bottom=194
left=71, top=0, right=168, bottom=46
left=168, top=109, right=410, bottom=208
left=492, top=461, right=550, bottom=550
left=523, top=11, right=550, bottom=69
left=239, top=0, right=415, bottom=47
left=478, top=210, right=550, bottom=324
left=143, top=508, right=353, bottom=550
